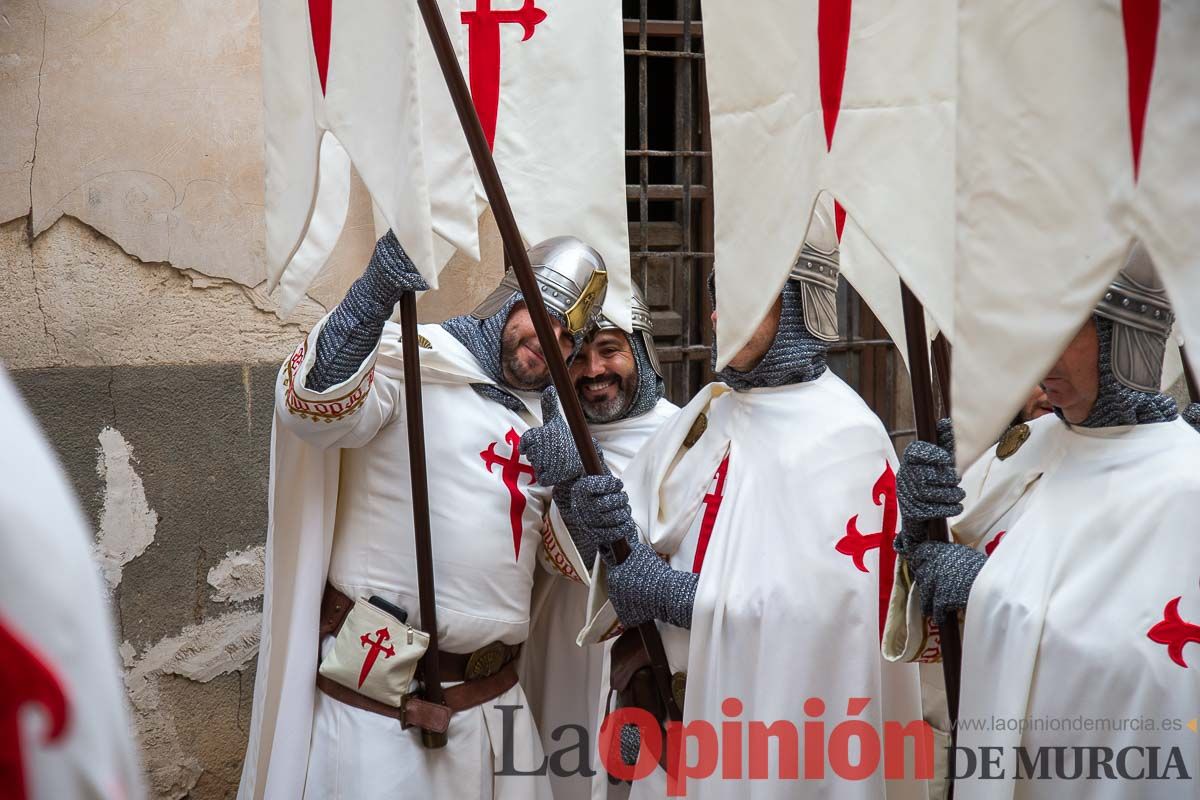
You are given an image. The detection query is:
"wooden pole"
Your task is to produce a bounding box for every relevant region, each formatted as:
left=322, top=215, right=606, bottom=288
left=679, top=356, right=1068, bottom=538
left=1182, top=346, right=1198, bottom=402
left=414, top=0, right=681, bottom=722
left=932, top=332, right=952, bottom=417
left=398, top=291, right=448, bottom=748
left=900, top=283, right=963, bottom=795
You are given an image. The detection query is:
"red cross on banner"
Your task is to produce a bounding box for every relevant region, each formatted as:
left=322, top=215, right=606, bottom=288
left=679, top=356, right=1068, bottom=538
left=1121, top=0, right=1160, bottom=181
left=461, top=0, right=548, bottom=150
left=480, top=428, right=536, bottom=560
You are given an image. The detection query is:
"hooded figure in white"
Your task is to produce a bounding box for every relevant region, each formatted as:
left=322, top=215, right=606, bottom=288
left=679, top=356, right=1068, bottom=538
left=521, top=203, right=927, bottom=800
left=238, top=231, right=609, bottom=800
left=885, top=241, right=1200, bottom=800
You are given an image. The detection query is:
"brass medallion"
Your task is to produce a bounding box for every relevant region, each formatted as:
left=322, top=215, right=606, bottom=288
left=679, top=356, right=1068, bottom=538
left=671, top=671, right=688, bottom=712
left=683, top=413, right=708, bottom=448
left=996, top=423, right=1030, bottom=460
left=464, top=641, right=506, bottom=680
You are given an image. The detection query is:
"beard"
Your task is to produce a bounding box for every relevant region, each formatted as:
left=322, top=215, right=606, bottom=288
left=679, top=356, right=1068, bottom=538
left=500, top=328, right=550, bottom=391
left=576, top=373, right=632, bottom=423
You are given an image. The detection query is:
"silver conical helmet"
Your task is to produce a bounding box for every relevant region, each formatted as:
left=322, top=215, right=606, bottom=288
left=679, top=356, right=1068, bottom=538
left=471, top=236, right=608, bottom=335
left=596, top=281, right=663, bottom=380
left=788, top=201, right=840, bottom=343
left=1095, top=240, right=1174, bottom=393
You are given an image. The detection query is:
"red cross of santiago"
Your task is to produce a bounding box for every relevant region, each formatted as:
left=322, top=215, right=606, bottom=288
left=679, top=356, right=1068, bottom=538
left=1148, top=596, right=1200, bottom=669
left=461, top=0, right=548, bottom=150
left=358, top=627, right=396, bottom=687
left=481, top=427, right=536, bottom=560
left=835, top=462, right=898, bottom=640
left=1, top=615, right=70, bottom=800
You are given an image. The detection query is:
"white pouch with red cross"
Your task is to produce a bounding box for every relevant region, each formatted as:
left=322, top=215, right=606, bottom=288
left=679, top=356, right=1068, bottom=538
left=318, top=598, right=429, bottom=707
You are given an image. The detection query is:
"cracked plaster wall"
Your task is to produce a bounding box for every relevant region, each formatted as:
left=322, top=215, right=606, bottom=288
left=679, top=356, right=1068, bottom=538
left=1, top=3, right=504, bottom=797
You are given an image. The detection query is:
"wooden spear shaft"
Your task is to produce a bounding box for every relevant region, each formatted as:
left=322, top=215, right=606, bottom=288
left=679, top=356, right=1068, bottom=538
left=1182, top=346, right=1198, bottom=402
left=397, top=291, right=448, bottom=748
left=413, top=0, right=682, bottom=722
left=900, top=283, right=964, bottom=795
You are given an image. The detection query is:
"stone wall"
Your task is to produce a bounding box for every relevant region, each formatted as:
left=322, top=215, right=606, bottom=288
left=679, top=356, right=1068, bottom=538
left=1, top=2, right=502, bottom=796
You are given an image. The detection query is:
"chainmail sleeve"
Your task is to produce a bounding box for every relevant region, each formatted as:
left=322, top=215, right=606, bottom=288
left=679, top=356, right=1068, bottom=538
left=307, top=232, right=428, bottom=393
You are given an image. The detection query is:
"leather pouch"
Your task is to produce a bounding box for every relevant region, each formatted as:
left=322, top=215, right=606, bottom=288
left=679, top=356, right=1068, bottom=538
left=318, top=597, right=429, bottom=707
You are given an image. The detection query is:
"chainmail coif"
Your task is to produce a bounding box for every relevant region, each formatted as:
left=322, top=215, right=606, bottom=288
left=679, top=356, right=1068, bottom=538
left=621, top=333, right=666, bottom=419
left=441, top=295, right=584, bottom=413
left=1065, top=316, right=1178, bottom=428
left=714, top=279, right=829, bottom=391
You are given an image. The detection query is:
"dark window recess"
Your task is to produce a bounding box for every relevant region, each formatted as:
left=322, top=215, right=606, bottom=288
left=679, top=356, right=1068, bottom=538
left=624, top=0, right=910, bottom=444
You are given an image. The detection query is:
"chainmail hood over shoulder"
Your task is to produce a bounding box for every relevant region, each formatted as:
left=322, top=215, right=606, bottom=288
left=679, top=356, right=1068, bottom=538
left=1057, top=316, right=1177, bottom=429
left=713, top=279, right=830, bottom=391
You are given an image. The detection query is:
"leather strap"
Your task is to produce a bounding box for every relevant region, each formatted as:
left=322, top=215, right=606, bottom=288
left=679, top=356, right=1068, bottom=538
left=316, top=660, right=520, bottom=733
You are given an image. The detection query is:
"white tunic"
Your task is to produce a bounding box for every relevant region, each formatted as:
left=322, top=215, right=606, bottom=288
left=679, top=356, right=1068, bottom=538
left=0, top=367, right=144, bottom=800
left=520, top=398, right=679, bottom=800
left=583, top=373, right=927, bottom=800
left=951, top=414, right=1200, bottom=800
left=239, top=317, right=554, bottom=800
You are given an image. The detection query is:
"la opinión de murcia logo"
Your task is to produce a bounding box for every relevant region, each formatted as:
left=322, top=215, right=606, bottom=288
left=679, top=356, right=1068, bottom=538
left=488, top=698, right=1195, bottom=797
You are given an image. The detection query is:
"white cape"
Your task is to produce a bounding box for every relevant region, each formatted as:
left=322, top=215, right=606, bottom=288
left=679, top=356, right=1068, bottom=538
left=0, top=367, right=144, bottom=800
left=952, top=415, right=1200, bottom=800
left=585, top=373, right=927, bottom=799
left=238, top=320, right=549, bottom=800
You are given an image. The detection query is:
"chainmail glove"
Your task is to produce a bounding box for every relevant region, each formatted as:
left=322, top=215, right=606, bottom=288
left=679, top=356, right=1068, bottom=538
left=1184, top=402, right=1200, bottom=434
left=894, top=535, right=986, bottom=620
left=893, top=418, right=980, bottom=620
left=606, top=539, right=698, bottom=629
left=519, top=387, right=602, bottom=487
left=569, top=474, right=638, bottom=565
left=620, top=724, right=641, bottom=767
left=895, top=418, right=965, bottom=538
left=307, top=230, right=430, bottom=392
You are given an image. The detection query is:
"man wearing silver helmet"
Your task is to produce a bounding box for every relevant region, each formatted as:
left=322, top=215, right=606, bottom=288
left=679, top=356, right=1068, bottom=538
left=239, top=231, right=607, bottom=800
left=518, top=284, right=679, bottom=800
left=520, top=200, right=924, bottom=798
left=884, top=241, right=1200, bottom=800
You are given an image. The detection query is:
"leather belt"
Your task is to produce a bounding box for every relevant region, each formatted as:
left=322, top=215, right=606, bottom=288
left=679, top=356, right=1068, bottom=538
left=317, top=583, right=522, bottom=729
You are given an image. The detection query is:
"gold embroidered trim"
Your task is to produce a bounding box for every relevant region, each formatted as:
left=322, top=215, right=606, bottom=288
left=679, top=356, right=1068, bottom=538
left=282, top=339, right=374, bottom=423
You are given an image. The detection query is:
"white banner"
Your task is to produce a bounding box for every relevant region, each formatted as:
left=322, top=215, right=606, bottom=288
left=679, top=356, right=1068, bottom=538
left=702, top=0, right=955, bottom=369
left=454, top=0, right=632, bottom=329
left=262, top=1, right=631, bottom=328
left=261, top=0, right=479, bottom=315
left=953, top=0, right=1200, bottom=466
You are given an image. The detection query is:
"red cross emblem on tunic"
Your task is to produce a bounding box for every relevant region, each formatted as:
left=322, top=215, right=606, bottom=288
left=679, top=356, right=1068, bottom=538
left=358, top=627, right=396, bottom=687
left=1148, top=595, right=1200, bottom=669
left=461, top=0, right=549, bottom=150
left=835, top=462, right=898, bottom=639
left=1, top=614, right=70, bottom=800
left=481, top=427, right=536, bottom=560
left=692, top=455, right=731, bottom=574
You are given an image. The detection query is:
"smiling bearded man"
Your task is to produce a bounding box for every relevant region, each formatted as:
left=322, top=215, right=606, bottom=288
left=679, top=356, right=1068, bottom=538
left=518, top=284, right=678, bottom=800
